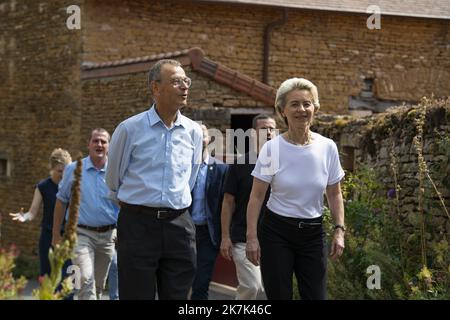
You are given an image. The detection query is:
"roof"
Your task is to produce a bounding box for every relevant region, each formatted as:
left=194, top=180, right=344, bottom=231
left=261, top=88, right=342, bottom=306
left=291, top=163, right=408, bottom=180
left=81, top=48, right=276, bottom=107
left=198, top=0, right=450, bottom=19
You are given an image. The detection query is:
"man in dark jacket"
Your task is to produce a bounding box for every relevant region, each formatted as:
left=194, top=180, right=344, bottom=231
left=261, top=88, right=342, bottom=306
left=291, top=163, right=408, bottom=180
left=190, top=123, right=228, bottom=300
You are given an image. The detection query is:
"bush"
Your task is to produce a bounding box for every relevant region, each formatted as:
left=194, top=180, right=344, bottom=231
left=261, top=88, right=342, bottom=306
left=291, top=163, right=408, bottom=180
left=0, top=244, right=27, bottom=299
left=12, top=253, right=39, bottom=280
left=327, top=166, right=450, bottom=300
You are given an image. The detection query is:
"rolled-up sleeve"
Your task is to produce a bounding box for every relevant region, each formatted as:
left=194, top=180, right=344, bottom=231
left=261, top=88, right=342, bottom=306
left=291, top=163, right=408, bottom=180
left=327, top=142, right=345, bottom=185
left=251, top=142, right=275, bottom=184
left=56, top=162, right=75, bottom=204
left=106, top=123, right=131, bottom=201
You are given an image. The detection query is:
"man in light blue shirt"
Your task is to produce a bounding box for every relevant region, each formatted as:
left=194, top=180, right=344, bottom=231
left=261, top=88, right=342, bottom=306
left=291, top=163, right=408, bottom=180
left=106, top=59, right=202, bottom=300
left=52, top=128, right=119, bottom=300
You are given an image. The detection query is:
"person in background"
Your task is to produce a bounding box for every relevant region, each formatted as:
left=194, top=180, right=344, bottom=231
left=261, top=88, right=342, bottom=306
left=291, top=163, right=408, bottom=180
left=107, top=251, right=119, bottom=300
left=190, top=124, right=228, bottom=300
left=52, top=128, right=118, bottom=300
left=10, top=148, right=72, bottom=277
left=220, top=114, right=277, bottom=300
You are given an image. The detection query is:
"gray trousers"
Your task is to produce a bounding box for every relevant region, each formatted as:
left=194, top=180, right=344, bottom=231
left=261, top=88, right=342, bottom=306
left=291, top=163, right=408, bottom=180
left=72, top=227, right=116, bottom=300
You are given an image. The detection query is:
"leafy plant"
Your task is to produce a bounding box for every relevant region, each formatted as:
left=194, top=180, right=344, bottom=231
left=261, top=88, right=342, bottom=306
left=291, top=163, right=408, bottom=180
left=0, top=244, right=27, bottom=299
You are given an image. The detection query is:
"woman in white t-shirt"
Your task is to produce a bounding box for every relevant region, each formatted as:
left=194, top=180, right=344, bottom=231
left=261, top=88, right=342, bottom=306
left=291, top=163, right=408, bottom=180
left=245, top=78, right=345, bottom=300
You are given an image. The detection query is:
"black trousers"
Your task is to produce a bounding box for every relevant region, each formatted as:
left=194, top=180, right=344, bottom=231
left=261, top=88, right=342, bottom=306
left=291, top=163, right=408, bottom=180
left=191, top=224, right=219, bottom=300
left=117, top=206, right=197, bottom=300
left=259, top=209, right=327, bottom=300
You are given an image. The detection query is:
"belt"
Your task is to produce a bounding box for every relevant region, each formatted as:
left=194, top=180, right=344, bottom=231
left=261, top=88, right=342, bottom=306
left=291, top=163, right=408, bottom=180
left=267, top=209, right=323, bottom=229
left=78, top=224, right=116, bottom=233
left=120, top=202, right=187, bottom=220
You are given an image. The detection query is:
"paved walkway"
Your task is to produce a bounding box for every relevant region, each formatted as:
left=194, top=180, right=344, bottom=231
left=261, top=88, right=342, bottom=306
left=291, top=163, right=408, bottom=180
left=21, top=279, right=235, bottom=300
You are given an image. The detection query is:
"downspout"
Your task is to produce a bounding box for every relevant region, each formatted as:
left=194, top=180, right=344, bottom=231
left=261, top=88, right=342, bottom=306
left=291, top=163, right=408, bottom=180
left=263, top=8, right=288, bottom=84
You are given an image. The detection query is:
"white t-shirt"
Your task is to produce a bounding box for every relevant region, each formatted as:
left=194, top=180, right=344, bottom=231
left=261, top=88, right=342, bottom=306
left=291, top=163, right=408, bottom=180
left=251, top=132, right=345, bottom=219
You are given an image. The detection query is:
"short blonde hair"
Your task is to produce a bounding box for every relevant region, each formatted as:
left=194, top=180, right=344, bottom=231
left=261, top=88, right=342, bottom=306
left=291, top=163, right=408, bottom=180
left=49, top=148, right=72, bottom=169
left=275, top=78, right=320, bottom=122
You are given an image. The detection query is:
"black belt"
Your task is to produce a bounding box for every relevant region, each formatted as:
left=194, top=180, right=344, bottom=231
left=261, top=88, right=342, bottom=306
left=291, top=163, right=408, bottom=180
left=267, top=209, right=323, bottom=229
left=78, top=224, right=116, bottom=233
left=120, top=202, right=187, bottom=220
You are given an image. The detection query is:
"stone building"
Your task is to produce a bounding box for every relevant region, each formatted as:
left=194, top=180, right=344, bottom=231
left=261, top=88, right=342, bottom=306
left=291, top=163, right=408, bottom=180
left=0, top=0, right=449, bottom=284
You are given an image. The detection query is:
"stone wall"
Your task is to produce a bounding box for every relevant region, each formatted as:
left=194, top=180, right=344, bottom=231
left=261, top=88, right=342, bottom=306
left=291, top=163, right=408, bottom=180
left=313, top=98, right=450, bottom=243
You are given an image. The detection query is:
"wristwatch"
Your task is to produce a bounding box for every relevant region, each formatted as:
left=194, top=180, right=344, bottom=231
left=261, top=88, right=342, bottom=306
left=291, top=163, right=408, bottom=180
left=334, top=224, right=346, bottom=232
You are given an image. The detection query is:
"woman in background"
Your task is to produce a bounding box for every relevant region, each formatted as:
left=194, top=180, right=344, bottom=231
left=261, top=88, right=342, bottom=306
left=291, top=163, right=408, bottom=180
left=10, top=148, right=72, bottom=277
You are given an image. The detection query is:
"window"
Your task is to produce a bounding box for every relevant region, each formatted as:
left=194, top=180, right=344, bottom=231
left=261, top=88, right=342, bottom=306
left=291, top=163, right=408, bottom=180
left=0, top=155, right=10, bottom=177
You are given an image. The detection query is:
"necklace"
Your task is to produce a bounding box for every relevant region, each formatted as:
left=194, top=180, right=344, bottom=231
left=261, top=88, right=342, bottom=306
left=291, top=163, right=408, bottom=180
left=285, top=131, right=312, bottom=146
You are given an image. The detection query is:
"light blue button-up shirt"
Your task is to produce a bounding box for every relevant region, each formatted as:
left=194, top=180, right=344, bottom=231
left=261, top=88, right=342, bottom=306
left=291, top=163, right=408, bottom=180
left=57, top=156, right=119, bottom=227
left=106, top=106, right=203, bottom=209
left=191, top=156, right=209, bottom=225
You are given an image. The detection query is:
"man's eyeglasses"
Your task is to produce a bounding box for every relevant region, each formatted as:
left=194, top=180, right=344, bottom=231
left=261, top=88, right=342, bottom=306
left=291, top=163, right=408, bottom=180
left=155, top=77, right=192, bottom=88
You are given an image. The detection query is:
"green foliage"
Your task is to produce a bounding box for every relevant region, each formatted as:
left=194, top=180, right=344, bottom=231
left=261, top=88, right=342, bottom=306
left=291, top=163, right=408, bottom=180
left=0, top=245, right=27, bottom=299
left=33, top=240, right=75, bottom=300
left=12, top=253, right=39, bottom=280
left=327, top=165, right=450, bottom=300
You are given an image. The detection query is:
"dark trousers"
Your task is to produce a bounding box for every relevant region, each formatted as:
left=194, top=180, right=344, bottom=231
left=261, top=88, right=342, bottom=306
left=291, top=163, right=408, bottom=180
left=259, top=209, right=327, bottom=300
left=117, top=207, right=197, bottom=300
left=39, top=229, right=53, bottom=276
left=191, top=224, right=219, bottom=300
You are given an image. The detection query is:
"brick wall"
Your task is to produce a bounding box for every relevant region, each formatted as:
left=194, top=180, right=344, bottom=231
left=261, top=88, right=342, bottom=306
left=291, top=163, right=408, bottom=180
left=0, top=0, right=83, bottom=255
left=82, top=0, right=449, bottom=113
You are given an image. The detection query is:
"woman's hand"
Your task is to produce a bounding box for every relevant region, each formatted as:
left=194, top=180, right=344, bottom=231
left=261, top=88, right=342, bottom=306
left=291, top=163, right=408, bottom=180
left=329, top=229, right=345, bottom=261
left=246, top=237, right=261, bottom=266
left=9, top=208, right=31, bottom=223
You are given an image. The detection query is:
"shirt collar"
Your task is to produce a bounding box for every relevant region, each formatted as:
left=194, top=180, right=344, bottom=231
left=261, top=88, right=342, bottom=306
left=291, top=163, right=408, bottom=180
left=148, top=104, right=186, bottom=128
left=86, top=156, right=107, bottom=172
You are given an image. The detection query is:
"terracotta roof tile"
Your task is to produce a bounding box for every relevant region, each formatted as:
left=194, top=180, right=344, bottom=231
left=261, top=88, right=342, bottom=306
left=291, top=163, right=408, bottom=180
left=81, top=48, right=276, bottom=107
left=81, top=49, right=192, bottom=70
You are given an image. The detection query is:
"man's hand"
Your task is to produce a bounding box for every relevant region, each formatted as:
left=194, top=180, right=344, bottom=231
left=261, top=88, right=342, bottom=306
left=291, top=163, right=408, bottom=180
left=329, top=229, right=345, bottom=261
left=220, top=237, right=233, bottom=261
left=9, top=208, right=31, bottom=223
left=245, top=237, right=260, bottom=266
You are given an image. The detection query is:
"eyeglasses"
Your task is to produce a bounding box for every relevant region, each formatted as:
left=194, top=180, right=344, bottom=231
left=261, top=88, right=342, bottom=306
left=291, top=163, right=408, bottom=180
left=172, top=77, right=192, bottom=88
left=155, top=77, right=192, bottom=88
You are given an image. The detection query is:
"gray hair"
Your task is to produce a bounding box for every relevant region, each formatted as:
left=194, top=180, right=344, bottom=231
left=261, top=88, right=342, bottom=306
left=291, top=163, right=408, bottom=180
left=148, top=59, right=182, bottom=95
left=275, top=78, right=320, bottom=118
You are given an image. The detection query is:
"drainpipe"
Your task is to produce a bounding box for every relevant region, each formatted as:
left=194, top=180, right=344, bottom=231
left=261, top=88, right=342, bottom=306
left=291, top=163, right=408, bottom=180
left=263, top=8, right=288, bottom=84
